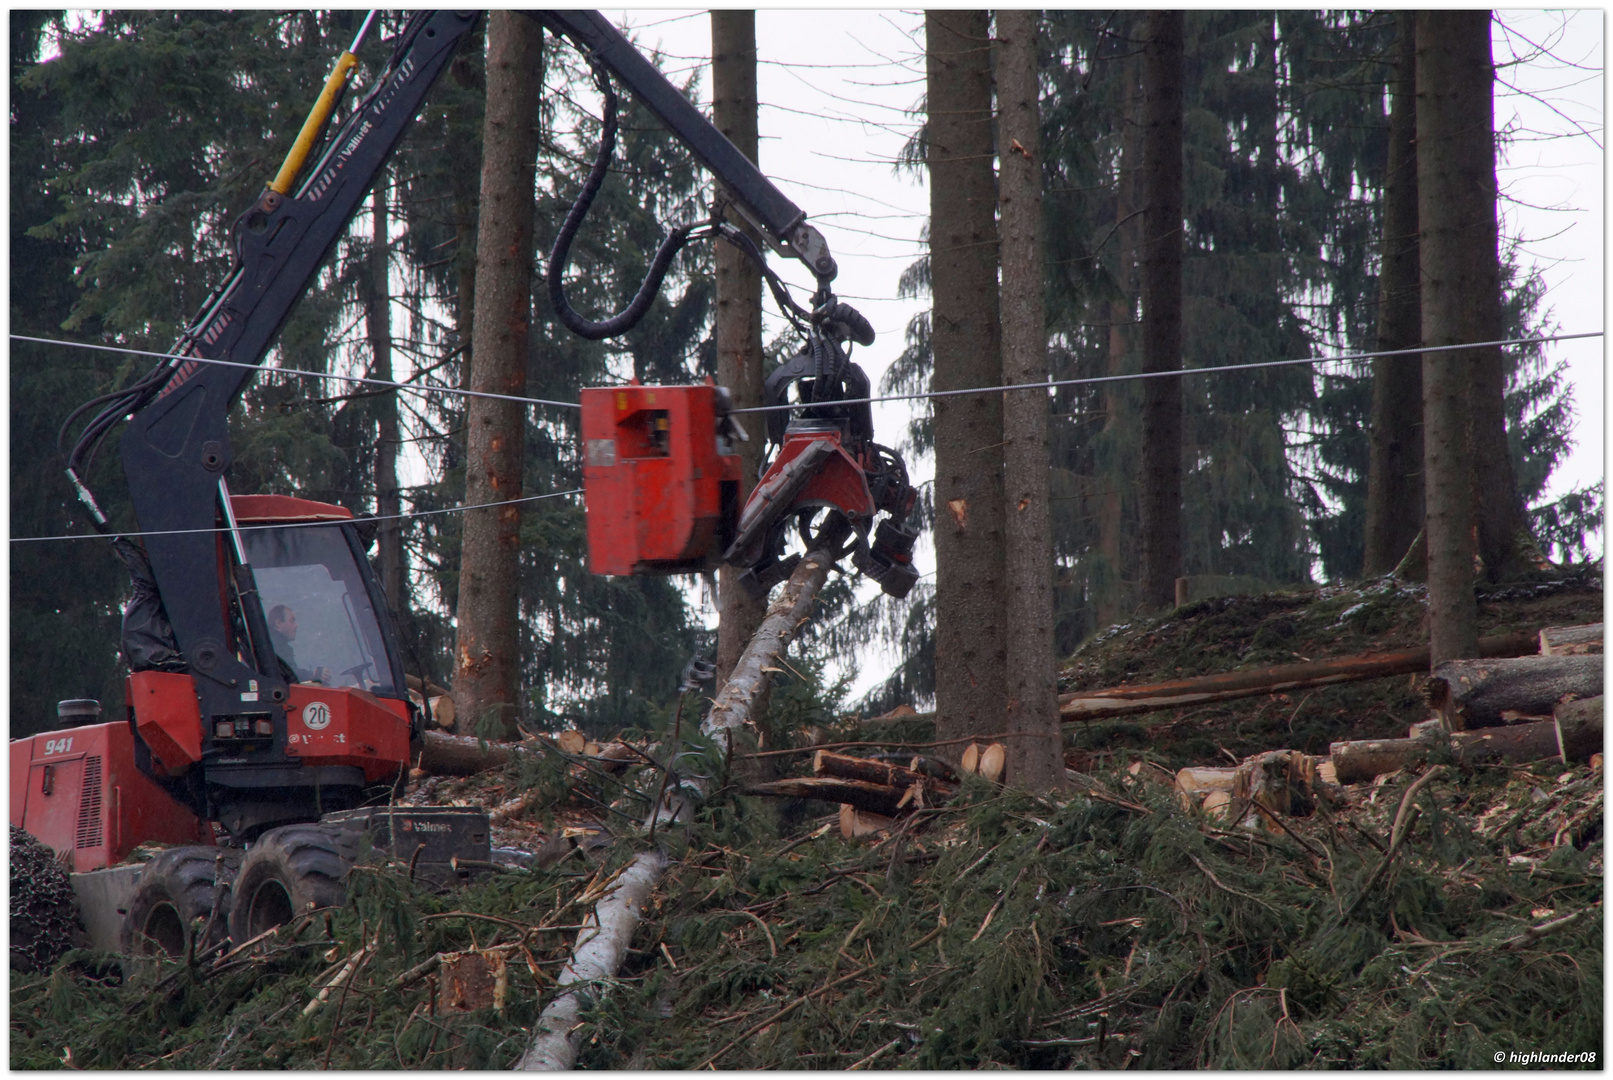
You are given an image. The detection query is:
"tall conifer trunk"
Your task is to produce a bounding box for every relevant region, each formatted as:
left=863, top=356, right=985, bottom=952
left=710, top=11, right=768, bottom=689
left=1416, top=11, right=1485, bottom=663
left=996, top=9, right=1061, bottom=790
left=452, top=14, right=541, bottom=738
left=368, top=180, right=405, bottom=612
left=1427, top=13, right=1535, bottom=582
left=926, top=10, right=1006, bottom=747
left=1137, top=10, right=1184, bottom=612
left=1097, top=48, right=1142, bottom=630
left=1363, top=13, right=1424, bottom=577
left=449, top=47, right=483, bottom=408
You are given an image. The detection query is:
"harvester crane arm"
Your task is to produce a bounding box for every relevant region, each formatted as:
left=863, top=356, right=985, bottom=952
left=55, top=10, right=876, bottom=806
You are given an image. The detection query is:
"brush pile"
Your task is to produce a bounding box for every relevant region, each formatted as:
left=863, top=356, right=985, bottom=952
left=9, top=572, right=1602, bottom=1068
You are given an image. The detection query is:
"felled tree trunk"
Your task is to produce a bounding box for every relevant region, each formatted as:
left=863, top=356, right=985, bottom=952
left=646, top=550, right=834, bottom=830
left=416, top=730, right=518, bottom=776
left=704, top=550, right=834, bottom=744
left=1059, top=630, right=1536, bottom=721
left=1540, top=623, right=1603, bottom=657
left=515, top=851, right=667, bottom=1071
left=1555, top=697, right=1604, bottom=762
left=1330, top=737, right=1428, bottom=785
left=1330, top=708, right=1603, bottom=783
left=813, top=751, right=937, bottom=791
left=743, top=777, right=921, bottom=817
left=1428, top=655, right=1603, bottom=729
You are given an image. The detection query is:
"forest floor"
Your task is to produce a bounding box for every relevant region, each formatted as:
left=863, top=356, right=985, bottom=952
left=10, top=572, right=1603, bottom=1069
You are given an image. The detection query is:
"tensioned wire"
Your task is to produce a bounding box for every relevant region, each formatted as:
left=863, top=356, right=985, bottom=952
left=11, top=488, right=585, bottom=544
left=12, top=328, right=1601, bottom=544
left=13, top=330, right=1600, bottom=417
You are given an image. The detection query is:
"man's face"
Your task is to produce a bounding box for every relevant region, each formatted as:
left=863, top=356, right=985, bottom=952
left=273, top=611, right=297, bottom=640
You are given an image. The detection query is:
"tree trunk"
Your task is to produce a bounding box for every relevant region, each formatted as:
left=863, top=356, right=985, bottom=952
left=1539, top=623, right=1602, bottom=656
left=1059, top=628, right=1537, bottom=721
left=710, top=11, right=770, bottom=692
left=1330, top=713, right=1601, bottom=783
left=1417, top=13, right=1534, bottom=582
left=368, top=180, right=406, bottom=613
left=926, top=10, right=1007, bottom=749
left=1136, top=10, right=1185, bottom=612
left=1555, top=697, right=1603, bottom=762
left=1096, top=49, right=1143, bottom=630
left=1362, top=13, right=1424, bottom=577
left=515, top=850, right=667, bottom=1071
left=995, top=9, right=1062, bottom=791
left=450, top=45, right=482, bottom=402
left=647, top=550, right=834, bottom=828
left=416, top=728, right=520, bottom=776
left=813, top=750, right=949, bottom=792
left=1428, top=654, right=1604, bottom=730
left=452, top=13, right=541, bottom=739
left=1416, top=12, right=1481, bottom=665
left=743, top=776, right=927, bottom=817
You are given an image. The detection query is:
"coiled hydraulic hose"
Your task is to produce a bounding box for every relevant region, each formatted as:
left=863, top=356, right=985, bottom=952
left=547, top=60, right=698, bottom=341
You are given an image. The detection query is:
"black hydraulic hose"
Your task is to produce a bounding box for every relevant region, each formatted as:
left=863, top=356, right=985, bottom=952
left=546, top=62, right=697, bottom=342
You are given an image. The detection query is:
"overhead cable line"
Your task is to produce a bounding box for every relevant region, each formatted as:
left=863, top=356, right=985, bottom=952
left=729, top=331, right=1606, bottom=415
left=14, top=330, right=1602, bottom=420
left=11, top=334, right=583, bottom=411
left=10, top=488, right=584, bottom=545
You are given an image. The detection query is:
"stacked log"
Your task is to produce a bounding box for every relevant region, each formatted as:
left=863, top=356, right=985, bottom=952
left=1539, top=622, right=1603, bottom=656
left=1427, top=654, right=1603, bottom=730
left=744, top=750, right=960, bottom=817
left=1330, top=696, right=1603, bottom=782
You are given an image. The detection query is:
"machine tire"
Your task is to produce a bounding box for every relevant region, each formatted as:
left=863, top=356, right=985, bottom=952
left=228, top=824, right=359, bottom=945
left=121, top=846, right=241, bottom=958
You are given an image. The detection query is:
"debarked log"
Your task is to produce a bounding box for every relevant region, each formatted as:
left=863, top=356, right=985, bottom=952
left=1428, top=654, right=1604, bottom=730
left=1059, top=629, right=1538, bottom=722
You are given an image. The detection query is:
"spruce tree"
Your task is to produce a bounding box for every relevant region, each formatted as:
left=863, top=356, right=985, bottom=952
left=925, top=9, right=1007, bottom=746
left=997, top=8, right=1063, bottom=789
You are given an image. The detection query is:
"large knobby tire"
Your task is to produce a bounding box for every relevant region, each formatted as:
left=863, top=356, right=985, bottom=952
left=228, top=824, right=359, bottom=945
left=10, top=825, right=82, bottom=972
left=121, top=846, right=242, bottom=958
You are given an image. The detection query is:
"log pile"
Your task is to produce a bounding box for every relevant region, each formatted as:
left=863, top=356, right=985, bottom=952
left=1059, top=630, right=1537, bottom=722
left=1427, top=654, right=1603, bottom=729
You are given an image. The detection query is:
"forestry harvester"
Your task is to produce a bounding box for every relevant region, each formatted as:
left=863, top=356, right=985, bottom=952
left=15, top=10, right=917, bottom=963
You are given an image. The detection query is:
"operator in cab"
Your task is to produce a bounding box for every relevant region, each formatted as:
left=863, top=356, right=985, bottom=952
left=267, top=604, right=332, bottom=685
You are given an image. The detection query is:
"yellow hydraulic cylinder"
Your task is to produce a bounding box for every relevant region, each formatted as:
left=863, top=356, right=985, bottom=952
left=269, top=49, right=360, bottom=196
